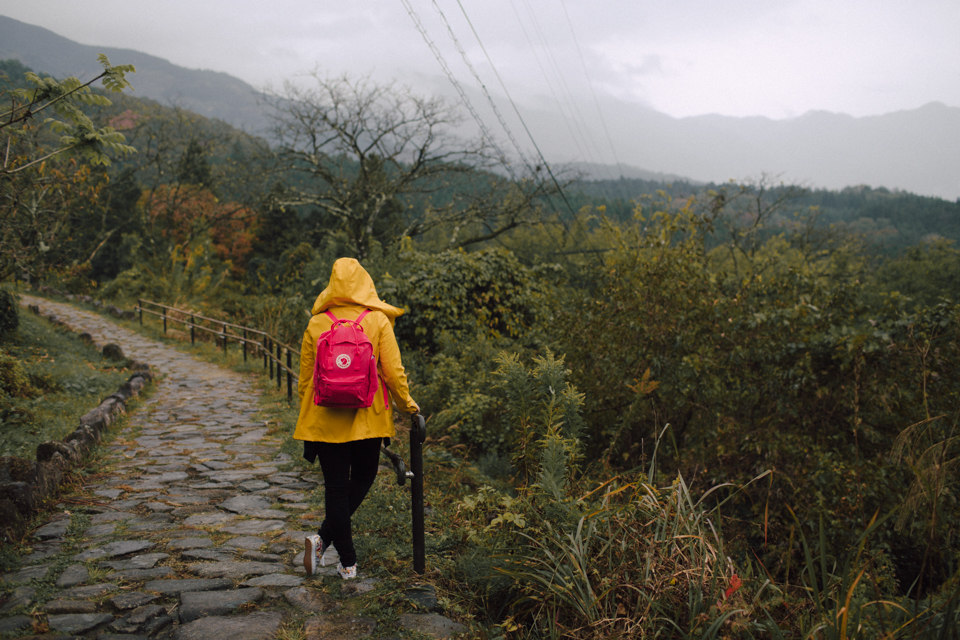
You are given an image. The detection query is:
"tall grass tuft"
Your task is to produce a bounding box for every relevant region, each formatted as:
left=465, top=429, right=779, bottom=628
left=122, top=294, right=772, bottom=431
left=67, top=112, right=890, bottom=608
left=495, top=474, right=761, bottom=639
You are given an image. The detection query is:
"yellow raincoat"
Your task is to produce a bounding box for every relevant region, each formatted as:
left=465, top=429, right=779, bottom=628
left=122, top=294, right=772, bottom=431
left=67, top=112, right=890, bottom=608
left=294, top=259, right=418, bottom=443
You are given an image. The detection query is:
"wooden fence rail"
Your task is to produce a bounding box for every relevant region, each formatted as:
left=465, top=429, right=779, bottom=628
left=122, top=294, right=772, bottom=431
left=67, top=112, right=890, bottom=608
left=135, top=300, right=430, bottom=572
left=135, top=298, right=298, bottom=400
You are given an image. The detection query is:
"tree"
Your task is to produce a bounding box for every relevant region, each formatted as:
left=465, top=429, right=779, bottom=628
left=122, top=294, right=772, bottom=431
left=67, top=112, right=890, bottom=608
left=98, top=101, right=271, bottom=267
left=176, top=139, right=212, bottom=186
left=266, top=73, right=559, bottom=259
left=0, top=55, right=136, bottom=280
left=140, top=184, right=257, bottom=273
left=869, top=239, right=960, bottom=308
left=0, top=55, right=135, bottom=174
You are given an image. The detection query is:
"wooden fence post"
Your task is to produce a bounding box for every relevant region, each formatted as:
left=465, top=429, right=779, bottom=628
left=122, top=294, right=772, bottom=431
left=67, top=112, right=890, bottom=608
left=286, top=348, right=293, bottom=400
left=411, top=414, right=427, bottom=574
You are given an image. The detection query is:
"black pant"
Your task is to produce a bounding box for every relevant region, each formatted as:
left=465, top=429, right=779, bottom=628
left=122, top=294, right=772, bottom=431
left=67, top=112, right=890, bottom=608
left=312, top=437, right=382, bottom=568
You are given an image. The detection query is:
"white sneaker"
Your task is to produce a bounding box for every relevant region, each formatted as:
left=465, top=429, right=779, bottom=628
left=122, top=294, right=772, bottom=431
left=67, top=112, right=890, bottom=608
left=337, top=562, right=357, bottom=580
left=304, top=535, right=322, bottom=576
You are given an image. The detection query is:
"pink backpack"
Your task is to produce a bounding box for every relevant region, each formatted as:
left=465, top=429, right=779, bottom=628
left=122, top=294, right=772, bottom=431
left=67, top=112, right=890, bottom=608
left=312, top=309, right=386, bottom=408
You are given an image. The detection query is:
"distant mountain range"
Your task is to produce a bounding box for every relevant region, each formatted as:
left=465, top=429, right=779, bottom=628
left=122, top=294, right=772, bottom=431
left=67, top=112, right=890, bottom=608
left=0, top=15, right=269, bottom=133
left=2, top=14, right=958, bottom=200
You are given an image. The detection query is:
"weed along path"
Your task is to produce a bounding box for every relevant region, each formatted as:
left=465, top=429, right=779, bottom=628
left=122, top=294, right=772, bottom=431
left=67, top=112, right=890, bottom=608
left=3, top=296, right=466, bottom=640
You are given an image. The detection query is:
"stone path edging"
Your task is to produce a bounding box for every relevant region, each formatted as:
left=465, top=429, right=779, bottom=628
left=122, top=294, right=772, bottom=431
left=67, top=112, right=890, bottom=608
left=0, top=295, right=467, bottom=640
left=1, top=303, right=152, bottom=537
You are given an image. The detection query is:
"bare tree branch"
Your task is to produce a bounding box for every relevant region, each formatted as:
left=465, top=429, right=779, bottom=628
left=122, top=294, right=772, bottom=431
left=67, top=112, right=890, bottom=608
left=264, top=72, right=559, bottom=259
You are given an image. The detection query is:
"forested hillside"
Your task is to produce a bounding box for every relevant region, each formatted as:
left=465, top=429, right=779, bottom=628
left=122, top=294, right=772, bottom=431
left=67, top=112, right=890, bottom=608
left=0, top=15, right=268, bottom=132
left=3, top=57, right=959, bottom=638
left=572, top=177, right=960, bottom=253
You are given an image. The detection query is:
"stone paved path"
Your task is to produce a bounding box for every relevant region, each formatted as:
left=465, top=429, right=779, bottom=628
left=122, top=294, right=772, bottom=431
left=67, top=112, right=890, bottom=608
left=1, top=296, right=466, bottom=640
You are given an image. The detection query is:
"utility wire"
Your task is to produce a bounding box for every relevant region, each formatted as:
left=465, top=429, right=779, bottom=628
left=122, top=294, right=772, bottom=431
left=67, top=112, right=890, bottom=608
left=398, top=0, right=517, bottom=178
left=506, top=0, right=591, bottom=166
left=430, top=0, right=534, bottom=173
left=426, top=0, right=574, bottom=255
left=559, top=0, right=624, bottom=179
left=517, top=0, right=606, bottom=168
left=449, top=0, right=580, bottom=225
left=400, top=0, right=569, bottom=255
left=402, top=0, right=606, bottom=259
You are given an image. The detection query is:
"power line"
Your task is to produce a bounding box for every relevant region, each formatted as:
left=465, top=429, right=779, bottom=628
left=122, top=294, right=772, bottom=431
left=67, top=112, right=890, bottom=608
left=558, top=0, right=624, bottom=178
left=402, top=0, right=608, bottom=261
left=447, top=0, right=581, bottom=225
left=398, top=0, right=516, bottom=177
left=506, top=0, right=592, bottom=166
left=429, top=0, right=534, bottom=173
left=399, top=0, right=570, bottom=256
left=516, top=0, right=607, bottom=168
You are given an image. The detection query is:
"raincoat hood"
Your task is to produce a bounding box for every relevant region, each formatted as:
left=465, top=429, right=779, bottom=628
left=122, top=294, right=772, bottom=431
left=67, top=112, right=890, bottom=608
left=311, top=258, right=403, bottom=324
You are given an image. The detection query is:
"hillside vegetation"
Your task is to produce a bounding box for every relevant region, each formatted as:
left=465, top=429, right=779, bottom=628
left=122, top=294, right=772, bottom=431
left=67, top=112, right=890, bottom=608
left=0, top=292, right=133, bottom=459
left=3, top=57, right=959, bottom=638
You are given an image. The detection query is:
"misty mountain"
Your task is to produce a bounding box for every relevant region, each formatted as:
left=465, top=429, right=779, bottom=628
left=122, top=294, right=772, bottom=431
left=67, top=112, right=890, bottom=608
left=2, top=14, right=958, bottom=201
left=0, top=15, right=270, bottom=134
left=487, top=91, right=960, bottom=200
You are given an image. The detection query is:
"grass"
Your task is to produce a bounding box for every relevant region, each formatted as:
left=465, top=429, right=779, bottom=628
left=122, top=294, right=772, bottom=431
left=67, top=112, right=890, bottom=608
left=0, top=307, right=136, bottom=459
left=0, top=289, right=490, bottom=635
left=11, top=290, right=960, bottom=638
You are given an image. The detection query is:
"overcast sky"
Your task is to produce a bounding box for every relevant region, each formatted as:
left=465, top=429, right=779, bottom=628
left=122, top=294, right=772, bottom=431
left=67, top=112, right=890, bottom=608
left=1, top=0, right=958, bottom=121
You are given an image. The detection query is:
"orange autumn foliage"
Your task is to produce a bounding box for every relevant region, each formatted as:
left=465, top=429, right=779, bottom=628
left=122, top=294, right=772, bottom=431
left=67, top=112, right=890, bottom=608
left=140, top=184, right=257, bottom=274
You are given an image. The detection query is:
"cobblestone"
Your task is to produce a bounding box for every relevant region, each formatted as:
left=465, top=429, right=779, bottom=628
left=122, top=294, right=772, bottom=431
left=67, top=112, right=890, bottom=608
left=1, top=296, right=467, bottom=639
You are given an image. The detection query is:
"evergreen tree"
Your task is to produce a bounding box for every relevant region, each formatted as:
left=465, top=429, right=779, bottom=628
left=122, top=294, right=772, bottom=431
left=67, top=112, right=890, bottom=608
left=176, top=139, right=211, bottom=186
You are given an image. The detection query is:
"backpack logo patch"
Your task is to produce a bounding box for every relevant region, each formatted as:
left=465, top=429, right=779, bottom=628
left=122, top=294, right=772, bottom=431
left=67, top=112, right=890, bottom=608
left=335, top=354, right=351, bottom=369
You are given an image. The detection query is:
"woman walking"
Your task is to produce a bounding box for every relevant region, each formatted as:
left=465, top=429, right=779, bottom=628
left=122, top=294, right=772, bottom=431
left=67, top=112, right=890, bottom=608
left=294, top=258, right=419, bottom=579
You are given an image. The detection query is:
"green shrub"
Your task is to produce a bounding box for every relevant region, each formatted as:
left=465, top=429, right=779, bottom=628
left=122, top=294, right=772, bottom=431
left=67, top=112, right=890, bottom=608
left=553, top=202, right=960, bottom=586
left=98, top=264, right=156, bottom=301
left=412, top=332, right=509, bottom=454
left=0, top=354, right=37, bottom=397
left=378, top=247, right=556, bottom=354
left=493, top=349, right=585, bottom=486
left=0, top=289, right=19, bottom=339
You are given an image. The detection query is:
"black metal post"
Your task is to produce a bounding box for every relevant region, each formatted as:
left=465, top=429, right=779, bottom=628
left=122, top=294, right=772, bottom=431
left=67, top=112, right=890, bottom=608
left=276, top=343, right=282, bottom=390
left=262, top=336, right=268, bottom=370
left=243, top=329, right=247, bottom=362
left=410, top=413, right=427, bottom=574
left=162, top=307, right=167, bottom=334
left=286, top=348, right=293, bottom=400
left=268, top=338, right=273, bottom=380
left=222, top=323, right=227, bottom=353
left=138, top=299, right=143, bottom=325
left=190, top=315, right=195, bottom=345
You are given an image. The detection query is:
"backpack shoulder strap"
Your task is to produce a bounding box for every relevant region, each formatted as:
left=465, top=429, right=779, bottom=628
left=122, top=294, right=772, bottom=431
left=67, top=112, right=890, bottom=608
left=356, top=309, right=371, bottom=324
left=324, top=310, right=339, bottom=323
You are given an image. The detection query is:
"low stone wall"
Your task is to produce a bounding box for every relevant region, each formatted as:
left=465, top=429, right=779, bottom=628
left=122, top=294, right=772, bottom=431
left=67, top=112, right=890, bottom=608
left=0, top=301, right=153, bottom=539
